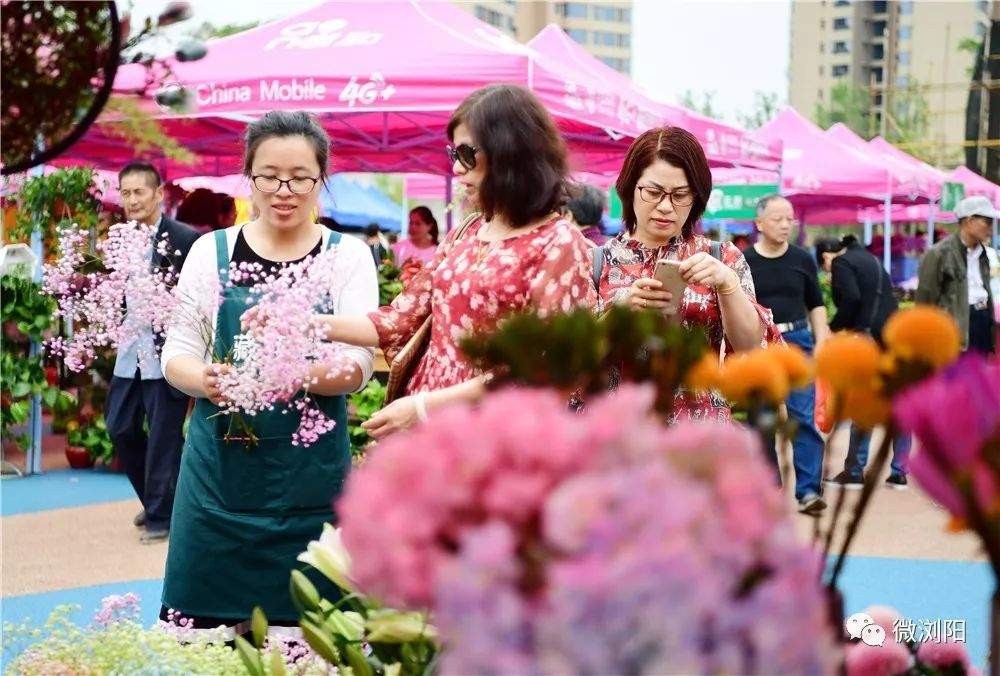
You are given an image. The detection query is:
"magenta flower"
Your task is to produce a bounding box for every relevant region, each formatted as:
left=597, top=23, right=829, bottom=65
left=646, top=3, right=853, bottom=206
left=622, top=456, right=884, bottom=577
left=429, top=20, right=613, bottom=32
left=916, top=640, right=971, bottom=671
left=845, top=641, right=912, bottom=676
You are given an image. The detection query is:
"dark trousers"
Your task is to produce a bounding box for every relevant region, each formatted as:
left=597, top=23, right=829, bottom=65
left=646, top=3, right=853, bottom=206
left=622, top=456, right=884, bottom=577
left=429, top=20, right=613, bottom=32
left=106, top=375, right=189, bottom=529
left=969, top=307, right=996, bottom=354
left=844, top=425, right=911, bottom=477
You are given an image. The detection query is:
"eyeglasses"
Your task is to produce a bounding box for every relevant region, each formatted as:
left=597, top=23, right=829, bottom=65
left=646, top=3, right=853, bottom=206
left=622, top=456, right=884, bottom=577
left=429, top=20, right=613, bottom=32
left=636, top=184, right=695, bottom=208
left=251, top=175, right=320, bottom=194
left=446, top=143, right=479, bottom=171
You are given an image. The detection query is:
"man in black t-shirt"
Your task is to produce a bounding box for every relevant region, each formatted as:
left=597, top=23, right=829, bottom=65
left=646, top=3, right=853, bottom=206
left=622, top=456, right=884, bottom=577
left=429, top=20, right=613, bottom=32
left=745, top=195, right=831, bottom=516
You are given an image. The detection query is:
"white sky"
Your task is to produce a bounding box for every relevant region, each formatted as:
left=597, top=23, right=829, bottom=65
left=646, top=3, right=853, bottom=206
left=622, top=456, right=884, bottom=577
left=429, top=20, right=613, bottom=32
left=122, top=0, right=790, bottom=125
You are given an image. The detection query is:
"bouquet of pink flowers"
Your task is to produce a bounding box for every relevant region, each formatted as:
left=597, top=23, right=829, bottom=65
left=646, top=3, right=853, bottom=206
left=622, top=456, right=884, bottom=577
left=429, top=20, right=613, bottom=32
left=337, top=385, right=839, bottom=674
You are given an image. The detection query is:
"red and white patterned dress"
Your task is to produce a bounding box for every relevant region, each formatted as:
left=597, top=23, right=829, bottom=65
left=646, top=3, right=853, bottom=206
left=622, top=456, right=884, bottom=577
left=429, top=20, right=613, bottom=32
left=369, top=215, right=596, bottom=395
left=598, top=233, right=782, bottom=422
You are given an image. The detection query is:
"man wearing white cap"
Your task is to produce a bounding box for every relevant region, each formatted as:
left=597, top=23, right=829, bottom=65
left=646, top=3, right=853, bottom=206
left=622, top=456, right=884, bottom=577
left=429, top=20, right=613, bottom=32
left=916, top=195, right=998, bottom=353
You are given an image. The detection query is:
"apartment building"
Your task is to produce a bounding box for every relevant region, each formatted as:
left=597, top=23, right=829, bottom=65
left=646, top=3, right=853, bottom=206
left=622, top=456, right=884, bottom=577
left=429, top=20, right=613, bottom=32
left=460, top=1, right=633, bottom=74
left=789, top=0, right=992, bottom=166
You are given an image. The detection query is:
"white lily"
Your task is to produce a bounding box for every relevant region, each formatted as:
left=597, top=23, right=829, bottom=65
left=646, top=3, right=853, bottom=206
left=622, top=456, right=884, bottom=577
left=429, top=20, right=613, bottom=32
left=297, top=523, right=353, bottom=591
left=365, top=609, right=438, bottom=643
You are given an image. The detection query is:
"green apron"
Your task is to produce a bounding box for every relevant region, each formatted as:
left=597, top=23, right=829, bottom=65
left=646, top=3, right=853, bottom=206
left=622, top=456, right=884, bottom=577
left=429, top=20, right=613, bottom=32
left=162, top=229, right=350, bottom=621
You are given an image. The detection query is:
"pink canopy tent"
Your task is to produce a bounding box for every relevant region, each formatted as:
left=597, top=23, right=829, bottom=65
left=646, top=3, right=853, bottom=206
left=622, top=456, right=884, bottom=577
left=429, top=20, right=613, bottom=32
left=952, top=166, right=1000, bottom=206
left=525, top=25, right=781, bottom=171
left=868, top=136, right=949, bottom=198
left=823, top=123, right=926, bottom=200
left=59, top=1, right=649, bottom=178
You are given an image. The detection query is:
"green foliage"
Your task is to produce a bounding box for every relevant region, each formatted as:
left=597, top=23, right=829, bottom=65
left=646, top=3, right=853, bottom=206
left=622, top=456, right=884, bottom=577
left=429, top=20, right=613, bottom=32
left=194, top=20, right=260, bottom=40
left=101, top=97, right=196, bottom=164
left=461, top=305, right=709, bottom=417
left=679, top=89, right=718, bottom=119
left=66, top=415, right=113, bottom=464
left=737, top=91, right=782, bottom=130
left=2, top=606, right=247, bottom=675
left=814, top=82, right=873, bottom=139
left=370, top=174, right=405, bottom=208
left=348, top=379, right=387, bottom=454
left=378, top=261, right=404, bottom=306
left=12, top=167, right=97, bottom=243
left=0, top=276, right=75, bottom=447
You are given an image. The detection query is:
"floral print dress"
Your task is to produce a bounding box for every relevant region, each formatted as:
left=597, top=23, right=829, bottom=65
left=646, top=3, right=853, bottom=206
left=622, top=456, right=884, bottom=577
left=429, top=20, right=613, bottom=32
left=598, top=233, right=782, bottom=422
left=369, top=216, right=596, bottom=394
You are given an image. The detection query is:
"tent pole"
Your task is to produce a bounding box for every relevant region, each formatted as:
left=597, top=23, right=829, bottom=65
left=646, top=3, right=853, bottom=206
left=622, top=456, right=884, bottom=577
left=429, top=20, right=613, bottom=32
left=863, top=214, right=873, bottom=246
left=882, top=191, right=892, bottom=274
left=927, top=200, right=936, bottom=248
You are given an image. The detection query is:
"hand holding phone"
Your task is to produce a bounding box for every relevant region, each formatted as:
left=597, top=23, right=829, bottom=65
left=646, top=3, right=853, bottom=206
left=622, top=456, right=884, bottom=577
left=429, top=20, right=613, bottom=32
left=652, top=259, right=687, bottom=316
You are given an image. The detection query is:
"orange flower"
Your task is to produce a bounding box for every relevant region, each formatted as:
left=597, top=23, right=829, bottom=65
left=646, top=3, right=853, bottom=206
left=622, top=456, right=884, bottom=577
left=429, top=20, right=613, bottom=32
left=839, top=384, right=891, bottom=430
left=719, top=350, right=790, bottom=407
left=882, top=305, right=961, bottom=369
left=767, top=343, right=814, bottom=390
left=685, top=353, right=722, bottom=392
left=814, top=333, right=881, bottom=391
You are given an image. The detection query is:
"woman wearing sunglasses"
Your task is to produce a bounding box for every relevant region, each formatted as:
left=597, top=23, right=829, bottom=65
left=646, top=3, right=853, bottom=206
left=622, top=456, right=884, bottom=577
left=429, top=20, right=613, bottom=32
left=303, top=84, right=596, bottom=438
left=597, top=126, right=781, bottom=422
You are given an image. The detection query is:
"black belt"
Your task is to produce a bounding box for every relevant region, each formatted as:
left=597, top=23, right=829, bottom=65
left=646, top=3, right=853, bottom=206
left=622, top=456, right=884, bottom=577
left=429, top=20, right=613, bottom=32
left=776, top=318, right=810, bottom=334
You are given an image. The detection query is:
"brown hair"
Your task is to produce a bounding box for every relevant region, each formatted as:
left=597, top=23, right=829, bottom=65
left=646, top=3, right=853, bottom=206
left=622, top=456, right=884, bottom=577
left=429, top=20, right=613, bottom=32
left=615, top=127, right=712, bottom=238
left=447, top=85, right=567, bottom=228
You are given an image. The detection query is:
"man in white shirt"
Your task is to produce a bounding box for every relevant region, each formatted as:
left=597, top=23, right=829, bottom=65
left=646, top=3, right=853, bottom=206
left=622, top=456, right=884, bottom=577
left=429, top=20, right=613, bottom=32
left=106, top=163, right=199, bottom=543
left=917, top=195, right=997, bottom=354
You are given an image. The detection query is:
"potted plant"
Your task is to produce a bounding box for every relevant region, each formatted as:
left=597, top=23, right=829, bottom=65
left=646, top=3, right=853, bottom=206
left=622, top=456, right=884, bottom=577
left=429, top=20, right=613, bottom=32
left=65, top=415, right=113, bottom=470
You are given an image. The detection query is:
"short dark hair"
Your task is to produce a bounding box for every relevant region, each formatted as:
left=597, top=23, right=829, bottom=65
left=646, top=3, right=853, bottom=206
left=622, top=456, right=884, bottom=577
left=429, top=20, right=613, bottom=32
left=615, top=127, right=712, bottom=239
left=118, top=162, right=161, bottom=188
left=813, top=237, right=842, bottom=267
left=243, top=111, right=330, bottom=181
left=448, top=85, right=567, bottom=228
left=365, top=223, right=381, bottom=237
left=755, top=193, right=790, bottom=219
left=175, top=188, right=221, bottom=228
left=565, top=182, right=605, bottom=227
left=409, top=205, right=439, bottom=244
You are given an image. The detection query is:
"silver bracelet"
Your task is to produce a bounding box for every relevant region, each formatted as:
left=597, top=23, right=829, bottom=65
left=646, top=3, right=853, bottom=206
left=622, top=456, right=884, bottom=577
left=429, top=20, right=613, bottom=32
left=414, top=392, right=429, bottom=422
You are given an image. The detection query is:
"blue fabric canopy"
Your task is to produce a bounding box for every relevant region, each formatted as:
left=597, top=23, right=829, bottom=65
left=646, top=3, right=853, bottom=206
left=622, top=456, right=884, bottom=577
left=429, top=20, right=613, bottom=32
left=320, top=175, right=403, bottom=232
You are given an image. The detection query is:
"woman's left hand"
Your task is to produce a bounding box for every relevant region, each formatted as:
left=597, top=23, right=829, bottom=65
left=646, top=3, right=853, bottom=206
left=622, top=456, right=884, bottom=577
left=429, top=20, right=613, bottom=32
left=361, top=396, right=420, bottom=440
left=678, top=252, right=740, bottom=292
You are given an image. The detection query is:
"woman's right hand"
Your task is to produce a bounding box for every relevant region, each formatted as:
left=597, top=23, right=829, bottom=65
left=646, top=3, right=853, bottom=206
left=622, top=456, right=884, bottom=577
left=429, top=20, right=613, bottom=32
left=623, top=277, right=673, bottom=311
left=202, top=364, right=233, bottom=405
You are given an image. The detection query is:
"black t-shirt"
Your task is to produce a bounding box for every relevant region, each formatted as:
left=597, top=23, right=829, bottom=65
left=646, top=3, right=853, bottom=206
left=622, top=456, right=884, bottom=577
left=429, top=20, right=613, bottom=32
left=744, top=244, right=824, bottom=324
left=230, top=228, right=322, bottom=287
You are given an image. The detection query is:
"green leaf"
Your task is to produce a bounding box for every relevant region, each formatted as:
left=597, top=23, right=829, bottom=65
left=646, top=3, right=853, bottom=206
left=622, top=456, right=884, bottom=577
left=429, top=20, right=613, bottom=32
left=269, top=646, right=288, bottom=676
left=289, top=569, right=321, bottom=613
left=343, top=645, right=374, bottom=676
left=251, top=605, right=268, bottom=649
left=10, top=382, right=32, bottom=398
left=233, top=634, right=264, bottom=676
left=299, top=618, right=340, bottom=665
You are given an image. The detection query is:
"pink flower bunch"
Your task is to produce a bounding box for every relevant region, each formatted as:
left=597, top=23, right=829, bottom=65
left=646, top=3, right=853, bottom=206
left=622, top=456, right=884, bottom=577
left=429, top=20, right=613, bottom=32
left=338, top=385, right=839, bottom=674
left=42, top=221, right=181, bottom=372
left=845, top=641, right=912, bottom=676
left=915, top=640, right=974, bottom=673
left=91, top=593, right=141, bottom=628
left=894, top=353, right=1000, bottom=518
left=213, top=245, right=353, bottom=447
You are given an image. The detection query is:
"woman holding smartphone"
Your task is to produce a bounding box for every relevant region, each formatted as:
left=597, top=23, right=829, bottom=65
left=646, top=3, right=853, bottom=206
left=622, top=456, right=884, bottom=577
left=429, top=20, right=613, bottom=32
left=597, top=126, right=781, bottom=422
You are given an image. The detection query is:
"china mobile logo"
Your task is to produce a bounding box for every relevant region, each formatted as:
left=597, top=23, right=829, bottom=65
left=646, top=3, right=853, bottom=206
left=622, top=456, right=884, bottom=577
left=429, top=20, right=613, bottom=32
left=338, top=73, right=396, bottom=107
left=265, top=19, right=382, bottom=50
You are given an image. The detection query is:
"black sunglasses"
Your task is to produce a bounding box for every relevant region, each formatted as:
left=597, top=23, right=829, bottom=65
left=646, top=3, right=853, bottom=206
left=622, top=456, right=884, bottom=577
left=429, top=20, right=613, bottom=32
left=446, top=143, right=479, bottom=170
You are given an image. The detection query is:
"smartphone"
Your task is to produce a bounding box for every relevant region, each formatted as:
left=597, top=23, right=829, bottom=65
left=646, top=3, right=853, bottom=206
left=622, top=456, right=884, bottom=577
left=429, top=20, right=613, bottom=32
left=652, top=259, right=687, bottom=316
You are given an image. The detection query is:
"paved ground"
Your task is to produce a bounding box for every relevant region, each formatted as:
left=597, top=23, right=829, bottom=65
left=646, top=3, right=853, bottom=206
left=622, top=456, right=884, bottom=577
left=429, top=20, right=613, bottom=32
left=1, top=424, right=991, bottom=669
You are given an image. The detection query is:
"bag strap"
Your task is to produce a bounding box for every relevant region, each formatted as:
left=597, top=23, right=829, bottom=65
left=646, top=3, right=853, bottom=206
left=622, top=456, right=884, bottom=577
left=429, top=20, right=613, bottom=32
left=591, top=245, right=604, bottom=291
left=214, top=229, right=229, bottom=285
left=325, top=229, right=342, bottom=248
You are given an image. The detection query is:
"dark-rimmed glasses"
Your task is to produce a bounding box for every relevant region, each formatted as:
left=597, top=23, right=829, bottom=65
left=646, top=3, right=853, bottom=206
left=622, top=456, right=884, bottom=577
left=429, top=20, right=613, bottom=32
left=251, top=175, right=320, bottom=194
left=636, top=184, right=695, bottom=208
left=446, top=143, right=479, bottom=170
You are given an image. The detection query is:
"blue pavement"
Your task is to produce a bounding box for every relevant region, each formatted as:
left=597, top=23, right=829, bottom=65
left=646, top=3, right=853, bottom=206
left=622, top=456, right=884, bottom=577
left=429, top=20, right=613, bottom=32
left=1, top=469, right=136, bottom=516
left=0, top=558, right=991, bottom=668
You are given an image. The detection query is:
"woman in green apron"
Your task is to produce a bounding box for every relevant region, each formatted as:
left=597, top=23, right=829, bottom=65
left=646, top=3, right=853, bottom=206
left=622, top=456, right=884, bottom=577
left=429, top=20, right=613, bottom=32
left=159, top=111, right=378, bottom=634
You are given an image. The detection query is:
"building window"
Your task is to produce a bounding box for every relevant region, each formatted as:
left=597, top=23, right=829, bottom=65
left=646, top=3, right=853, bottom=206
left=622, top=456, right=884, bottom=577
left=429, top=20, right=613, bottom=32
left=617, top=33, right=630, bottom=48
left=980, top=0, right=990, bottom=13
left=819, top=42, right=825, bottom=53
left=474, top=6, right=505, bottom=30
left=834, top=0, right=850, bottom=5
left=832, top=64, right=850, bottom=77
left=898, top=25, right=912, bottom=40
left=872, top=20, right=887, bottom=37
left=873, top=0, right=887, bottom=12
left=595, top=31, right=616, bottom=46
left=560, top=3, right=588, bottom=19
left=871, top=44, right=884, bottom=60
left=616, top=7, right=631, bottom=22
left=833, top=17, right=850, bottom=29
left=600, top=56, right=629, bottom=72
left=870, top=66, right=884, bottom=83
left=833, top=41, right=850, bottom=53
left=899, top=1, right=913, bottom=15
left=820, top=18, right=826, bottom=29
left=897, top=51, right=910, bottom=66
left=594, top=5, right=619, bottom=21
left=566, top=28, right=588, bottom=44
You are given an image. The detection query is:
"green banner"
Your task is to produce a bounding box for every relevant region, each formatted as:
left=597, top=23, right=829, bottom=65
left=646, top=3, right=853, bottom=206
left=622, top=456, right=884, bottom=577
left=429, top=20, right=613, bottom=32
left=608, top=186, right=622, bottom=219
left=705, top=184, right=780, bottom=220
left=940, top=182, right=965, bottom=212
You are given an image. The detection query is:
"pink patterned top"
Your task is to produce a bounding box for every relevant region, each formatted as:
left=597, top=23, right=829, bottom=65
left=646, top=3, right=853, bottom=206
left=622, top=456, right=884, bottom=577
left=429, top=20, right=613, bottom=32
left=598, top=233, right=782, bottom=422
left=369, top=215, right=596, bottom=394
